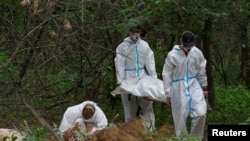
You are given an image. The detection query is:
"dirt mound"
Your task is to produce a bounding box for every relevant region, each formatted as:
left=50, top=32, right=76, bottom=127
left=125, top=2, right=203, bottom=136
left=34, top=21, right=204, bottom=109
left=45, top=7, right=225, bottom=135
left=157, top=124, right=175, bottom=137
left=55, top=118, right=175, bottom=141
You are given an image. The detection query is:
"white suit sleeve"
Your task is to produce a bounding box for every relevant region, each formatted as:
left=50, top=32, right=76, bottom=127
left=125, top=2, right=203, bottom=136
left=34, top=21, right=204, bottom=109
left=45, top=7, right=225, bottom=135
left=145, top=49, right=157, bottom=78
left=162, top=54, right=174, bottom=97
left=197, top=53, right=208, bottom=87
left=90, top=106, right=108, bottom=133
left=59, top=106, right=82, bottom=132
left=115, top=45, right=126, bottom=84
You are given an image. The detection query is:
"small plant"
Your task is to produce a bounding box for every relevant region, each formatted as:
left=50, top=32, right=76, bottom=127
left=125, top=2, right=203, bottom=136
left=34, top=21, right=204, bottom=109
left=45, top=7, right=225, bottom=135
left=245, top=117, right=250, bottom=124
left=20, top=121, right=50, bottom=141
left=3, top=135, right=18, bottom=141
left=72, top=128, right=91, bottom=140
left=239, top=117, right=250, bottom=125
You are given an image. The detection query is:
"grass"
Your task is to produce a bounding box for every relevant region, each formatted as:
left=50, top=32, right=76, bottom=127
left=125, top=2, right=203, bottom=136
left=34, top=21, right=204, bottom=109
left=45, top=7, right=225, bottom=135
left=206, top=85, right=250, bottom=124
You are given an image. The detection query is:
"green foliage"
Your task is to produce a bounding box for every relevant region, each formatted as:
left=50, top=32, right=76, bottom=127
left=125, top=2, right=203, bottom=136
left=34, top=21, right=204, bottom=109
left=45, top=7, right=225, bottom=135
left=46, top=68, right=77, bottom=90
left=207, top=85, right=250, bottom=124
left=20, top=121, right=50, bottom=141
left=99, top=59, right=116, bottom=95
left=3, top=135, right=18, bottom=141
left=0, top=52, right=8, bottom=62
left=153, top=46, right=166, bottom=75
left=0, top=52, right=20, bottom=80
left=72, top=129, right=93, bottom=140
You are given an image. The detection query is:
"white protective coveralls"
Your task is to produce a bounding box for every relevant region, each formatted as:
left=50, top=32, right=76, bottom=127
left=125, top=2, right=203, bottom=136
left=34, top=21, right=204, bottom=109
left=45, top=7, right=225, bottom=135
left=162, top=45, right=207, bottom=140
left=115, top=36, right=157, bottom=129
left=59, top=101, right=108, bottom=133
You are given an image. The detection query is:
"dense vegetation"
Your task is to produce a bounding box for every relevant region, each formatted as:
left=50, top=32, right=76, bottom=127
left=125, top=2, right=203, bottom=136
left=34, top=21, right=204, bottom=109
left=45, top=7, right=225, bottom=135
left=0, top=0, right=249, bottom=140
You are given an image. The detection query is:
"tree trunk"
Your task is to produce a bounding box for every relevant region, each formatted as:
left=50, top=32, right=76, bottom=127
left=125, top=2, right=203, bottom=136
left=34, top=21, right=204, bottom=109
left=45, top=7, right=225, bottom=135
left=202, top=16, right=216, bottom=109
left=241, top=23, right=250, bottom=90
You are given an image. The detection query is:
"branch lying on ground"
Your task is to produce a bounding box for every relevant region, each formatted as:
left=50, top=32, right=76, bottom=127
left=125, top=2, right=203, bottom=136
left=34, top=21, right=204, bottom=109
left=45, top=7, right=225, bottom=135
left=25, top=102, right=62, bottom=141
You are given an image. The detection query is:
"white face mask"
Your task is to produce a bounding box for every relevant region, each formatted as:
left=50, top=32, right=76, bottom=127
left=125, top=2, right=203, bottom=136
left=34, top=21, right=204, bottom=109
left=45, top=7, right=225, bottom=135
left=131, top=33, right=140, bottom=41
left=182, top=46, right=192, bottom=54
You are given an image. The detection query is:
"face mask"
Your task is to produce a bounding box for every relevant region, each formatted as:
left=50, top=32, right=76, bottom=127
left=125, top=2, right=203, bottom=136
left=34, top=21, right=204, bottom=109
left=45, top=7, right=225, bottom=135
left=182, top=46, right=192, bottom=53
left=131, top=33, right=140, bottom=41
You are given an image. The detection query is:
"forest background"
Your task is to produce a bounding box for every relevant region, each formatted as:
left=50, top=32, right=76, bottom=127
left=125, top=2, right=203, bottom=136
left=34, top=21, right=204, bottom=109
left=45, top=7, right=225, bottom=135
left=0, top=0, right=249, bottom=135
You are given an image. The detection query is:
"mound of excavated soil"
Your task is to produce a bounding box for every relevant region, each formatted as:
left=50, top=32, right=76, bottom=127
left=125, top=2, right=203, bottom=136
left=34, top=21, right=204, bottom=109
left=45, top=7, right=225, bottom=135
left=51, top=118, right=175, bottom=141
left=1, top=118, right=175, bottom=141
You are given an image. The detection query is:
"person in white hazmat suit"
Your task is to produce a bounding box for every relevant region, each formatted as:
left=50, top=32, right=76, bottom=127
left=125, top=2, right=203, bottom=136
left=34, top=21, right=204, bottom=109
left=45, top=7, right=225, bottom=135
left=114, top=25, right=157, bottom=130
left=162, top=31, right=208, bottom=140
left=59, top=101, right=108, bottom=134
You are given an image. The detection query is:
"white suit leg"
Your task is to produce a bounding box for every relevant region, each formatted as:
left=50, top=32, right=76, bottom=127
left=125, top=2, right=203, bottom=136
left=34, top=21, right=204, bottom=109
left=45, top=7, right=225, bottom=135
left=172, top=109, right=188, bottom=138
left=121, top=94, right=138, bottom=122
left=139, top=98, right=155, bottom=130
left=190, top=115, right=206, bottom=140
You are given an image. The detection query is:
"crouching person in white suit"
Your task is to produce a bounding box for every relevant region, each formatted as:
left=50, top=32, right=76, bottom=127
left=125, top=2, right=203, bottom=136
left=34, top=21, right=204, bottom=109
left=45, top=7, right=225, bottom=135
left=59, top=101, right=108, bottom=134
